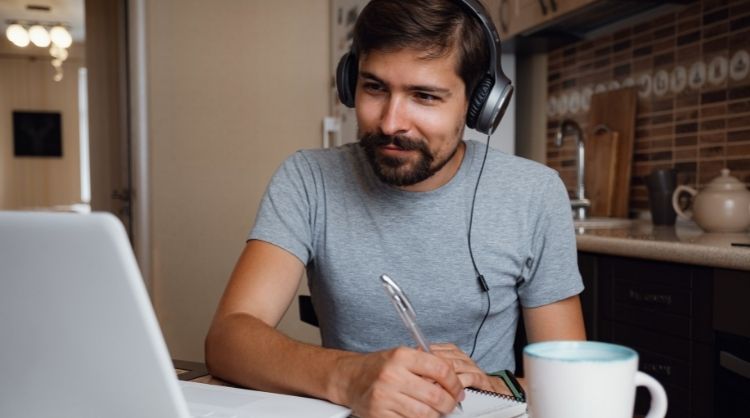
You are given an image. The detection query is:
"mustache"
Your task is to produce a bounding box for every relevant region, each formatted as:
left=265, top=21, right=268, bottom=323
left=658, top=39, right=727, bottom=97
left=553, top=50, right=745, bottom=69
left=359, top=132, right=427, bottom=151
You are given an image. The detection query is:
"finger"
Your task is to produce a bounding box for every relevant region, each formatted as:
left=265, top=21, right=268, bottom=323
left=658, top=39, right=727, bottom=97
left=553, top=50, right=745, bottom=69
left=429, top=343, right=461, bottom=352
left=430, top=348, right=472, bottom=365
left=396, top=349, right=464, bottom=401
left=361, top=373, right=438, bottom=418
left=397, top=373, right=462, bottom=416
left=455, top=370, right=492, bottom=389
left=429, top=344, right=473, bottom=362
left=447, top=357, right=482, bottom=375
left=429, top=351, right=484, bottom=375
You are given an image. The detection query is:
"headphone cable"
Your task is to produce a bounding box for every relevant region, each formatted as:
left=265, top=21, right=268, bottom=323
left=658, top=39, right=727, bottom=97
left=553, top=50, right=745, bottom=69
left=467, top=134, right=492, bottom=359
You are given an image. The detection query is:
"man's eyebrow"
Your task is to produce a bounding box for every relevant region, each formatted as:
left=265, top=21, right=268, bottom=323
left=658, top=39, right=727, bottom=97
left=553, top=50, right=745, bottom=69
left=360, top=71, right=386, bottom=84
left=359, top=71, right=452, bottom=96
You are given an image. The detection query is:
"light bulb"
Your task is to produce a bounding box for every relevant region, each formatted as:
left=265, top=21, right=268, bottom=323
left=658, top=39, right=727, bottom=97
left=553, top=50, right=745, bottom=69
left=29, top=25, right=50, bottom=47
left=6, top=24, right=30, bottom=47
left=50, top=44, right=69, bottom=60
left=50, top=26, right=72, bottom=48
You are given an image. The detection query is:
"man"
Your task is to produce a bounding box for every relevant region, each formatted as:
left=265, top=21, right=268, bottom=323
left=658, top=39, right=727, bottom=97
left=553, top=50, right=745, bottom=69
left=205, top=1, right=585, bottom=417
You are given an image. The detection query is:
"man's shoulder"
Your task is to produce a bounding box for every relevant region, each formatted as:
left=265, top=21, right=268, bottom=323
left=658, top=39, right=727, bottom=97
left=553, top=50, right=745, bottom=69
left=477, top=142, right=559, bottom=184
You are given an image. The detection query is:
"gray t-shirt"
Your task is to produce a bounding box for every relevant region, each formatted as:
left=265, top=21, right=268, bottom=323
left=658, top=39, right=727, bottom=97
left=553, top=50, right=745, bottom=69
left=249, top=140, right=583, bottom=372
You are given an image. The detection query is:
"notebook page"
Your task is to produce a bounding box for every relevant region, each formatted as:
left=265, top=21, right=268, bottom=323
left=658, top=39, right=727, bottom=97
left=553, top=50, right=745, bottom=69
left=446, top=388, right=527, bottom=418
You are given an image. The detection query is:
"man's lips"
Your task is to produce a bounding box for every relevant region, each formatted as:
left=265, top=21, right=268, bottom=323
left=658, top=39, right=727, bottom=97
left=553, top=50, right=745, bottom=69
left=381, top=144, right=416, bottom=153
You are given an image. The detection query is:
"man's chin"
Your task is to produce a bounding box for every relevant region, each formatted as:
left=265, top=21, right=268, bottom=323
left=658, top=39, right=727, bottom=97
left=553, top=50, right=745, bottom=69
left=373, top=163, right=433, bottom=187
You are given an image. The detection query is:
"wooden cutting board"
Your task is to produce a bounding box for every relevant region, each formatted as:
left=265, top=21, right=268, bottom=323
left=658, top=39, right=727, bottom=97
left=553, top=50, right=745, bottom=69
left=584, top=129, right=619, bottom=217
left=588, top=88, right=638, bottom=218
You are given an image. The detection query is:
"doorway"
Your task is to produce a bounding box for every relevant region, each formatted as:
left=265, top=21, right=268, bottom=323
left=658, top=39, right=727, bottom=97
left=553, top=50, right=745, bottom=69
left=0, top=0, right=132, bottom=235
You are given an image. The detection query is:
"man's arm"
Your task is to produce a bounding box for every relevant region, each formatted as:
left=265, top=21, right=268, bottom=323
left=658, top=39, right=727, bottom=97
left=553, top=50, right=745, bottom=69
left=205, top=240, right=465, bottom=417
left=522, top=294, right=586, bottom=343
left=205, top=239, right=341, bottom=398
left=431, top=294, right=585, bottom=396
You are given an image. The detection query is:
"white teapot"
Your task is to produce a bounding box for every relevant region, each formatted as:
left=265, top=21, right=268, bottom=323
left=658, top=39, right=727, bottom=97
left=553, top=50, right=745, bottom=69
left=672, top=169, right=750, bottom=233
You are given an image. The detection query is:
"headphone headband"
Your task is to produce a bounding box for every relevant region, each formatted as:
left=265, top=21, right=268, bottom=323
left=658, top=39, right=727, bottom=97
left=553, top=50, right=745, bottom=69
left=336, top=0, right=513, bottom=135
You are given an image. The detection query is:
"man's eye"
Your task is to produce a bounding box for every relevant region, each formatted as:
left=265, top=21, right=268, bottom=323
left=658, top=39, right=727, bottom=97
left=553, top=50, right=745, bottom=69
left=415, top=92, right=440, bottom=103
left=363, top=83, right=384, bottom=92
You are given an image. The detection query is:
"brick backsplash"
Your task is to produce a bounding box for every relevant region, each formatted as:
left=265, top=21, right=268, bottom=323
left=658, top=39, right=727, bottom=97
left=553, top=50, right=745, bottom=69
left=545, top=0, right=750, bottom=216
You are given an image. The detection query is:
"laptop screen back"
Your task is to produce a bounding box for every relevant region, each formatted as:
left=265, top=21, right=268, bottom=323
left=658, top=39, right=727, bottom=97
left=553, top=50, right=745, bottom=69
left=0, top=212, right=189, bottom=418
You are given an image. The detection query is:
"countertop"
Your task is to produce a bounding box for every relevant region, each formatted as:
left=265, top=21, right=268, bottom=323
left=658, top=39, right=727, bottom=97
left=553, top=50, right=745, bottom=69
left=575, top=219, right=750, bottom=271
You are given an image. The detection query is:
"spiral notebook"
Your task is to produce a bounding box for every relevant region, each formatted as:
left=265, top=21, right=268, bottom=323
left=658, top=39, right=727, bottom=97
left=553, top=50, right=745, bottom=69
left=447, top=387, right=527, bottom=418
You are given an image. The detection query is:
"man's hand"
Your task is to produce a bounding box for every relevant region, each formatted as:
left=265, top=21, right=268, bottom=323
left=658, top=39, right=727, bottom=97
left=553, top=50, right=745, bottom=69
left=332, top=346, right=465, bottom=418
left=430, top=343, right=516, bottom=396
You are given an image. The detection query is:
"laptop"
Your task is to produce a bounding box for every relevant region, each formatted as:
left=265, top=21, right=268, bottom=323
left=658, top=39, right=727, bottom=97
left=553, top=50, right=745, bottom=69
left=0, top=211, right=350, bottom=418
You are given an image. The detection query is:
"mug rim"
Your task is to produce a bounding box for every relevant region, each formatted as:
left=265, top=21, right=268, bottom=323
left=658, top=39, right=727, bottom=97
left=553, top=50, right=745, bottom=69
left=523, top=340, right=637, bottom=362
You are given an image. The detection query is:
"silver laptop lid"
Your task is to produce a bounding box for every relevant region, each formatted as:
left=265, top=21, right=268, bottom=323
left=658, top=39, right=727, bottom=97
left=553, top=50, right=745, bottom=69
left=0, top=212, right=189, bottom=418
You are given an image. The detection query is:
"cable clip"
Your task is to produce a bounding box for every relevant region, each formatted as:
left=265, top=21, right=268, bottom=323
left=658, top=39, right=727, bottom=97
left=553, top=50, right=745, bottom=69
left=478, top=275, right=489, bottom=292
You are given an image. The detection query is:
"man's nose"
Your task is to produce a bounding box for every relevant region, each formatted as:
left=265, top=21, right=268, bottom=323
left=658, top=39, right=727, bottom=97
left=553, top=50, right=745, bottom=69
left=379, top=96, right=410, bottom=136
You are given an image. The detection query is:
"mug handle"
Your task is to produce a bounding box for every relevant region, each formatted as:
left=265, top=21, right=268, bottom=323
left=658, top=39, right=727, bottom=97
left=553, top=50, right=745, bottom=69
left=672, top=185, right=696, bottom=220
left=635, top=371, right=668, bottom=418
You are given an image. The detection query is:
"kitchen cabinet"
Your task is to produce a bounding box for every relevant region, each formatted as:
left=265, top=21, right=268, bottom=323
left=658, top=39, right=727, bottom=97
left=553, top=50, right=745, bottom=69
left=578, top=252, right=750, bottom=418
left=485, top=0, right=596, bottom=39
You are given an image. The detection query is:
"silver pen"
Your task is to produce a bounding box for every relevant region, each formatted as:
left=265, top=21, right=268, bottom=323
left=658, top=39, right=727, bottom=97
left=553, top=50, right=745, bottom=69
left=380, top=274, right=464, bottom=413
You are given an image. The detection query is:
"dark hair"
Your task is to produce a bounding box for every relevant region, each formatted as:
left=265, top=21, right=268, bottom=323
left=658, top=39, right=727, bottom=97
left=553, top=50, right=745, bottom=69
left=352, top=0, right=489, bottom=99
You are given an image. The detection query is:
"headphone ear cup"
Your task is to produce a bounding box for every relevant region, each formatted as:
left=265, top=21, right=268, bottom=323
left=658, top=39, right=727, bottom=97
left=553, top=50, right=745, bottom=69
left=336, top=52, right=358, bottom=108
left=466, top=75, right=493, bottom=130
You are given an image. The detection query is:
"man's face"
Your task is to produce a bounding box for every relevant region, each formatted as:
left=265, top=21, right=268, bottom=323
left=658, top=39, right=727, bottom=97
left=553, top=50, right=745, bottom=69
left=355, top=48, right=468, bottom=191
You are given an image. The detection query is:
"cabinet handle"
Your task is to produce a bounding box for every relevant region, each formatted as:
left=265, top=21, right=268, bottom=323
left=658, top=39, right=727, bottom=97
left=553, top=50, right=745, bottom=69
left=720, top=351, right=750, bottom=380
left=641, top=362, right=672, bottom=377
left=627, top=289, right=673, bottom=306
left=537, top=0, right=548, bottom=15
left=549, top=0, right=558, bottom=12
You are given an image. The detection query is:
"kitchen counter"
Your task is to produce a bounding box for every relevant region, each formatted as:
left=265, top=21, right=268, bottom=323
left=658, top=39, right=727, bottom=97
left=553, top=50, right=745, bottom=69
left=575, top=219, right=750, bottom=271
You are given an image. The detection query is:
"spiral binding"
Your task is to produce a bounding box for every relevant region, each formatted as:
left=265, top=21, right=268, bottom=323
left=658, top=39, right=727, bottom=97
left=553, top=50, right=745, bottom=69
left=467, top=387, right=524, bottom=403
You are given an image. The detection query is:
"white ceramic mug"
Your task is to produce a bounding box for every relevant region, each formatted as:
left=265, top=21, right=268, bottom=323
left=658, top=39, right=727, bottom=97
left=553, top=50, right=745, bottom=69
left=523, top=341, right=668, bottom=418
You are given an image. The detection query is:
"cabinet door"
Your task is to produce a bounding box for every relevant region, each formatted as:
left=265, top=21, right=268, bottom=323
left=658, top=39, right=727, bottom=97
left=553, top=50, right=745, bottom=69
left=507, top=0, right=548, bottom=38
left=483, top=0, right=544, bottom=40
left=595, top=255, right=716, bottom=418
left=577, top=252, right=597, bottom=340
left=482, top=0, right=512, bottom=39
left=489, top=0, right=597, bottom=39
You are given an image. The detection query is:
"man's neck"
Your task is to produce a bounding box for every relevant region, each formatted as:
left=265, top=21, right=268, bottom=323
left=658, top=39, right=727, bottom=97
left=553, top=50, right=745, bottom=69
left=397, top=141, right=466, bottom=193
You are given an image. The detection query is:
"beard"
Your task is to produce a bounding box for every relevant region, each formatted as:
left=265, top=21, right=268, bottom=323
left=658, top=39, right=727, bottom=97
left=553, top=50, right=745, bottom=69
left=358, top=131, right=460, bottom=187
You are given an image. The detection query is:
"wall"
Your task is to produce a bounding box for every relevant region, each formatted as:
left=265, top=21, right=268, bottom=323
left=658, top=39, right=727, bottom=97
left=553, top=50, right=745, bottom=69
left=85, top=0, right=130, bottom=228
left=0, top=40, right=84, bottom=209
left=545, top=0, right=750, bottom=214
left=146, top=0, right=329, bottom=361
left=515, top=51, right=548, bottom=163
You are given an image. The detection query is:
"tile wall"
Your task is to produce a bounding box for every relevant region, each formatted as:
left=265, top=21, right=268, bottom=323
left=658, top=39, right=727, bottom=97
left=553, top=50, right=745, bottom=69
left=545, top=0, right=750, bottom=215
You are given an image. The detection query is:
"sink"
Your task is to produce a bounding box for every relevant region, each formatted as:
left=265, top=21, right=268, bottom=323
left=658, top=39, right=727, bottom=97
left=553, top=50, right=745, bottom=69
left=574, top=217, right=635, bottom=229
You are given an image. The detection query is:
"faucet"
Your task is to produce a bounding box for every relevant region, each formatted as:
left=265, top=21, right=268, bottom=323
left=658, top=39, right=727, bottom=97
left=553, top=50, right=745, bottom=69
left=555, top=119, right=590, bottom=220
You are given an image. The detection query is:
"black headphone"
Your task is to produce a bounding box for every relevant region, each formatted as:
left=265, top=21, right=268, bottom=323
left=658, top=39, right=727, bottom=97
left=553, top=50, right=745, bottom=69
left=335, top=0, right=514, bottom=135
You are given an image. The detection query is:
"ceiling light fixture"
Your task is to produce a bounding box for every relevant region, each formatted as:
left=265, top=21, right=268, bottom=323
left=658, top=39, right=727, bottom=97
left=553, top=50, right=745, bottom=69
left=5, top=23, right=30, bottom=47
left=5, top=21, right=74, bottom=81
left=50, top=25, right=72, bottom=48
left=28, top=24, right=50, bottom=47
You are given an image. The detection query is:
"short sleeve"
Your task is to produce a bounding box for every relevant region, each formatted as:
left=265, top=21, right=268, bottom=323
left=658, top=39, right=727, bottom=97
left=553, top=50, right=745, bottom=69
left=248, top=152, right=317, bottom=265
left=517, top=173, right=584, bottom=308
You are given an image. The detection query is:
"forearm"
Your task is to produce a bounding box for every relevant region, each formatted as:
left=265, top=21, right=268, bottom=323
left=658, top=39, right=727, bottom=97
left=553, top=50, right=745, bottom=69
left=205, top=312, right=357, bottom=405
